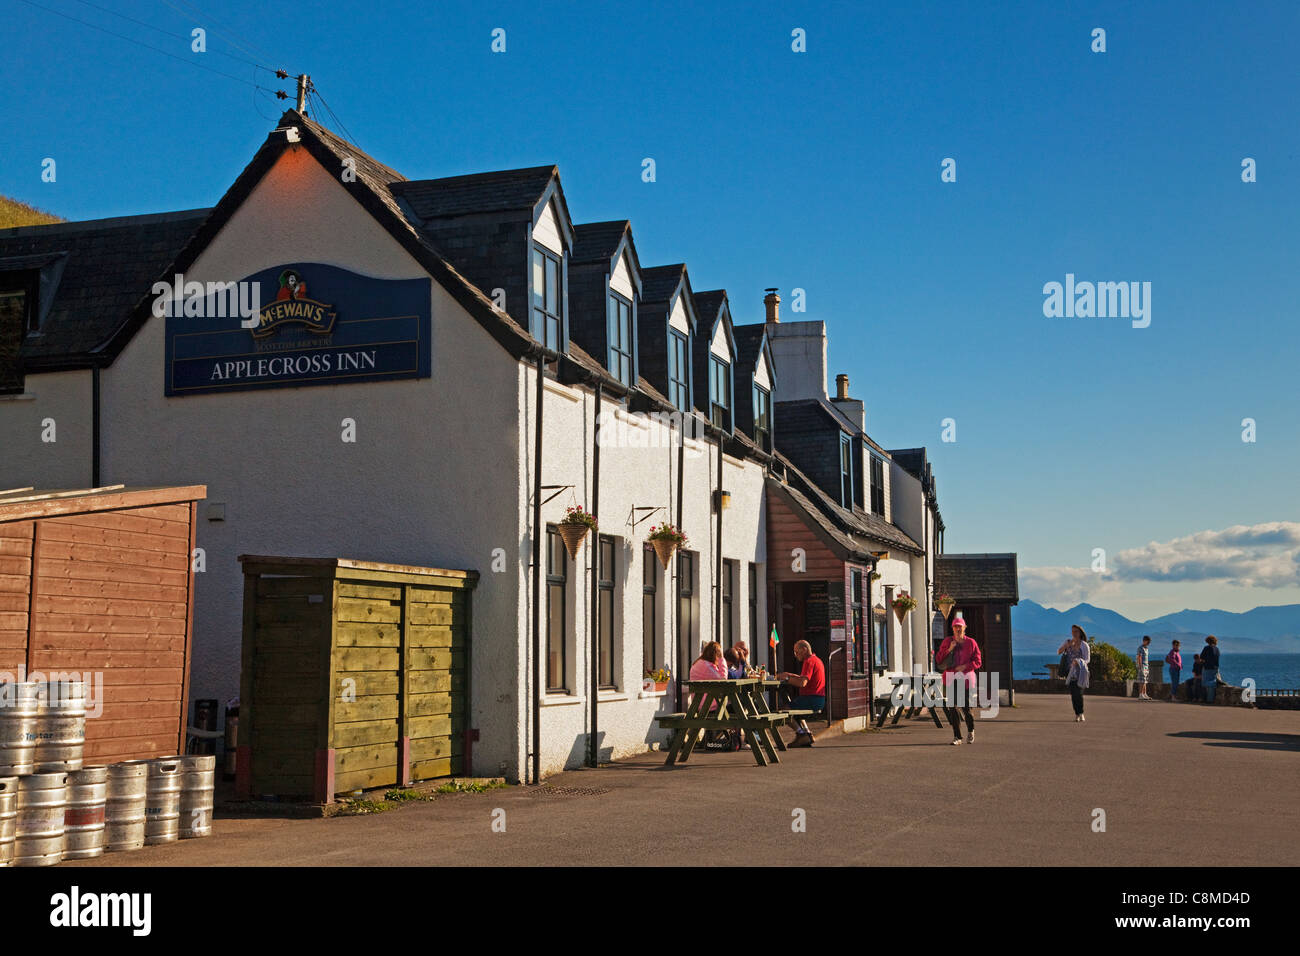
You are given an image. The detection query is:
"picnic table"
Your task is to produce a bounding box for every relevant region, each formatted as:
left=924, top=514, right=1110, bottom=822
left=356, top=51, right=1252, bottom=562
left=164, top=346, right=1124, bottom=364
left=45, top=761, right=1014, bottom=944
left=657, top=678, right=789, bottom=767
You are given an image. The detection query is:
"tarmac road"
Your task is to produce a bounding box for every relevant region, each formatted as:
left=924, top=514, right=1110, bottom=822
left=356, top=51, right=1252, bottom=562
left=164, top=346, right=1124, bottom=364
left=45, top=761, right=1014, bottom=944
left=68, top=693, right=1300, bottom=866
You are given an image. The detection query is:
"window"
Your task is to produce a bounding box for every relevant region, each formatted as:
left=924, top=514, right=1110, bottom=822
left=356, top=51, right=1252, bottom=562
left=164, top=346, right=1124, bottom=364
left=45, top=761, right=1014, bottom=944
left=709, top=357, right=731, bottom=430
left=839, top=434, right=854, bottom=508
left=545, top=526, right=568, bottom=692
left=753, top=385, right=771, bottom=452
left=748, top=563, right=759, bottom=649
left=851, top=570, right=865, bottom=675
left=598, top=536, right=617, bottom=689
left=531, top=245, right=562, bottom=350
left=721, top=559, right=736, bottom=647
left=676, top=550, right=697, bottom=677
left=608, top=294, right=633, bottom=386
left=870, top=455, right=886, bottom=515
left=667, top=330, right=689, bottom=410
left=874, top=587, right=891, bottom=671
left=643, top=545, right=660, bottom=676
left=0, top=275, right=33, bottom=395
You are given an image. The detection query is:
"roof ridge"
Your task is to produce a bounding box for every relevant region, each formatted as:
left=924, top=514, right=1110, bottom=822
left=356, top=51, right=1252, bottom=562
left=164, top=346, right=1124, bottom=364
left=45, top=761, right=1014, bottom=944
left=0, top=207, right=210, bottom=238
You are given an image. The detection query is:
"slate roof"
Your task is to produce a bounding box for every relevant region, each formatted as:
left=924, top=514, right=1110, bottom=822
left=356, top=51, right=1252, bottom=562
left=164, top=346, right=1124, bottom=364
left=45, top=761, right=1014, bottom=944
left=571, top=220, right=630, bottom=264
left=935, top=554, right=1019, bottom=604
left=0, top=209, right=210, bottom=367
left=732, top=322, right=766, bottom=373
left=770, top=451, right=923, bottom=558
left=640, top=264, right=687, bottom=305
left=392, top=166, right=558, bottom=219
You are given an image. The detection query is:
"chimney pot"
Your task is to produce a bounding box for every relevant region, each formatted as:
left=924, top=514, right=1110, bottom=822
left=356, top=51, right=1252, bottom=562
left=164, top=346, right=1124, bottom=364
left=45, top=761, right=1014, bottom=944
left=763, top=288, right=780, bottom=324
left=835, top=374, right=850, bottom=400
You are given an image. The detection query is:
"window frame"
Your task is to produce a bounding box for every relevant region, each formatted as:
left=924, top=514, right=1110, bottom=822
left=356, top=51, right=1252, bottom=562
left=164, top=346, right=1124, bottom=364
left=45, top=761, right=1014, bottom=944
left=874, top=586, right=892, bottom=672
left=545, top=525, right=568, bottom=693
left=597, top=535, right=618, bottom=690
left=748, top=563, right=759, bottom=649
left=607, top=292, right=634, bottom=387
left=676, top=550, right=697, bottom=677
left=721, top=559, right=737, bottom=648
left=839, top=433, right=854, bottom=509
left=752, top=384, right=771, bottom=452
left=667, top=330, right=690, bottom=411
left=531, top=244, right=563, bottom=351
left=870, top=454, right=886, bottom=516
left=642, top=544, right=660, bottom=677
left=709, top=356, right=731, bottom=431
left=851, top=570, right=865, bottom=677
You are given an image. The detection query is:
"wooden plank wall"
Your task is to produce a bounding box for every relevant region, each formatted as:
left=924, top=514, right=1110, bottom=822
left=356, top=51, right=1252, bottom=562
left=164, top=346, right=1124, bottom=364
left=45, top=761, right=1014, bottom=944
left=766, top=490, right=842, bottom=581
left=26, top=505, right=192, bottom=764
left=0, top=520, right=33, bottom=675
left=405, top=585, right=466, bottom=782
left=246, top=574, right=328, bottom=797
left=331, top=582, right=404, bottom=794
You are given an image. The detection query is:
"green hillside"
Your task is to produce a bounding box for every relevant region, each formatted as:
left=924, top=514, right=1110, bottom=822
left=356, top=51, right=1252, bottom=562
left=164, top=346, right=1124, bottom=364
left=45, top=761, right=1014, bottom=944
left=0, top=194, right=63, bottom=229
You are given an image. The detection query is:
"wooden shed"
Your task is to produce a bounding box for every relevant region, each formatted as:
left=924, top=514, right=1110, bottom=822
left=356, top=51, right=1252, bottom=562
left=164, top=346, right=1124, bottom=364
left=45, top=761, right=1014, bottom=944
left=235, top=555, right=478, bottom=803
left=934, top=553, right=1020, bottom=702
left=0, top=484, right=206, bottom=763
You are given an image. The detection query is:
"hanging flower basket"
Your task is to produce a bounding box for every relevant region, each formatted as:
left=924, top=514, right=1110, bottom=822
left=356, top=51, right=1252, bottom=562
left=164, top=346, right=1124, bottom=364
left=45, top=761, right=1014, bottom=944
left=892, top=590, right=917, bottom=625
left=647, top=524, right=687, bottom=570
left=558, top=505, right=597, bottom=558
left=936, top=594, right=956, bottom=619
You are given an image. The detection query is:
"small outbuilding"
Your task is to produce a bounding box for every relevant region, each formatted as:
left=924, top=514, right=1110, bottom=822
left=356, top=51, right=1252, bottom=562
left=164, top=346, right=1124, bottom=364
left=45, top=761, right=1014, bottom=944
left=0, top=484, right=206, bottom=763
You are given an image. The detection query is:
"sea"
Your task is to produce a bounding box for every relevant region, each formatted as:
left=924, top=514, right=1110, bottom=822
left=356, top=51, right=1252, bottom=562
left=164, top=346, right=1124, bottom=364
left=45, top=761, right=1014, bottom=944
left=1013, top=652, right=1300, bottom=690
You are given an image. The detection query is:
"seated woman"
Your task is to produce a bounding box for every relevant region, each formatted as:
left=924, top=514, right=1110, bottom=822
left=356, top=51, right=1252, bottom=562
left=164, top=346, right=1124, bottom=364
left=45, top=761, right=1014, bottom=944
left=689, top=641, right=727, bottom=681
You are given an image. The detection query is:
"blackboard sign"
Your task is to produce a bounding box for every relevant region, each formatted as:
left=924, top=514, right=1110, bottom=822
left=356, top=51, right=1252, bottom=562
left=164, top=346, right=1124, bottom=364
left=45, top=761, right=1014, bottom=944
left=163, top=263, right=431, bottom=395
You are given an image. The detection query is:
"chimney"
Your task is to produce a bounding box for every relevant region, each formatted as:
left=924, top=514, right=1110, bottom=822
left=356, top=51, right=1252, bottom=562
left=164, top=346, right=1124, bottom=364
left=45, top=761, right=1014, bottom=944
left=835, top=374, right=850, bottom=400
left=764, top=288, right=780, bottom=323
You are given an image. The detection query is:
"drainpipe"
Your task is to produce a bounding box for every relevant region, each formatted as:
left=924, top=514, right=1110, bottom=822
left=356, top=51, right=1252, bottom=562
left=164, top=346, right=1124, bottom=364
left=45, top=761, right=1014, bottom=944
left=587, top=382, right=602, bottom=768
left=530, top=352, right=544, bottom=785
left=91, top=366, right=101, bottom=487
left=714, top=430, right=723, bottom=646
left=674, top=416, right=685, bottom=707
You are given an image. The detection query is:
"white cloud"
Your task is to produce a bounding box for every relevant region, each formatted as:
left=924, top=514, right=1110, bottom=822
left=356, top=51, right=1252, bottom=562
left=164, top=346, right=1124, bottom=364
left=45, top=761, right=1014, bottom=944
left=1020, top=521, right=1300, bottom=605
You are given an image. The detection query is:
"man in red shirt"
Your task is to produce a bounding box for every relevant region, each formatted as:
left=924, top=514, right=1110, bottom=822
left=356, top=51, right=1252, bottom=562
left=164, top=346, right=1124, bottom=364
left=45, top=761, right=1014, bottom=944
left=777, top=640, right=826, bottom=747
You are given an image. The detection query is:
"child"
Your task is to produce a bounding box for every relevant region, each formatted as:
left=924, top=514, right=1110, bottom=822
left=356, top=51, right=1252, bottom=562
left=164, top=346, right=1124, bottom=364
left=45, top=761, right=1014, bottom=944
left=1165, top=640, right=1182, bottom=701
left=1136, top=635, right=1152, bottom=700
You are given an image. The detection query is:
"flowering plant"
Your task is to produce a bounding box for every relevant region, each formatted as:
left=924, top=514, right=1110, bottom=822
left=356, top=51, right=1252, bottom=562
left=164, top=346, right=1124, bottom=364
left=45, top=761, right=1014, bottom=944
left=561, top=505, right=597, bottom=531
left=892, top=591, right=918, bottom=614
left=645, top=667, right=671, bottom=683
left=647, top=524, right=687, bottom=547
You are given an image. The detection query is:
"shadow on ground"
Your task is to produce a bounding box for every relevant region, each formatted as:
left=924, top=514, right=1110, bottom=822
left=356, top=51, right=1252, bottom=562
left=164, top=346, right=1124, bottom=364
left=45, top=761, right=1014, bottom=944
left=1167, top=730, right=1300, bottom=752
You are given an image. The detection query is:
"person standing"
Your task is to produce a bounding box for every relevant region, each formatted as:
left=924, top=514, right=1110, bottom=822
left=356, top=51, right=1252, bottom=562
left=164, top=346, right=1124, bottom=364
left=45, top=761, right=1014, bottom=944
left=1191, top=653, right=1204, bottom=702
left=1165, top=640, right=1182, bottom=702
left=936, top=614, right=982, bottom=744
left=1136, top=635, right=1153, bottom=700
left=1057, top=625, right=1090, bottom=721
left=1201, top=636, right=1221, bottom=705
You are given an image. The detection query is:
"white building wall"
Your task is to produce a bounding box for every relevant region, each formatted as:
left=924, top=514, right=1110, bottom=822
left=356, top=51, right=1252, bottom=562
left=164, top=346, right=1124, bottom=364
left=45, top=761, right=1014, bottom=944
left=0, top=369, right=94, bottom=489
left=96, top=148, right=526, bottom=780
left=523, top=377, right=767, bottom=777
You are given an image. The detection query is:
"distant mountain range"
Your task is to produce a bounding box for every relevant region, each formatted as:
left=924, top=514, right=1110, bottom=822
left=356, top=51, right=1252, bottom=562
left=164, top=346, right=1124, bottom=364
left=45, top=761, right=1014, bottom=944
left=1012, top=600, right=1300, bottom=654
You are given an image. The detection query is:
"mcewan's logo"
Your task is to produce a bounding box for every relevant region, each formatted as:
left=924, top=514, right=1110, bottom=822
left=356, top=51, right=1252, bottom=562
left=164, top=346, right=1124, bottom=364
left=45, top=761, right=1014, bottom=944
left=252, top=268, right=337, bottom=338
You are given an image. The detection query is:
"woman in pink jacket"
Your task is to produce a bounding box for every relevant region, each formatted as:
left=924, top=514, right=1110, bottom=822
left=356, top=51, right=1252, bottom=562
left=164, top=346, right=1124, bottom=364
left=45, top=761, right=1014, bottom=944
left=936, top=614, right=983, bottom=745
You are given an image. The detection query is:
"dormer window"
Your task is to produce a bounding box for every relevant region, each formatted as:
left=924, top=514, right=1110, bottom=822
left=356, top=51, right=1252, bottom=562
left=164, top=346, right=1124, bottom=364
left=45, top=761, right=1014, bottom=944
left=0, top=273, right=35, bottom=395
left=839, top=433, right=854, bottom=509
left=531, top=245, right=562, bottom=350
left=708, top=356, right=731, bottom=430
left=869, top=454, right=886, bottom=515
left=667, top=330, right=689, bottom=410
left=608, top=293, right=633, bottom=386
left=753, top=384, right=771, bottom=452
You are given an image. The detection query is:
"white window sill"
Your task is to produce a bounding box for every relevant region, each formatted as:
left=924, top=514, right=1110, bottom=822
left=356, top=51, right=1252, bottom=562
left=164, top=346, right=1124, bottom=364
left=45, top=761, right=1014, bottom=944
left=597, top=692, right=629, bottom=703
left=0, top=393, right=35, bottom=402
left=637, top=689, right=668, bottom=700
left=541, top=694, right=584, bottom=707
left=543, top=378, right=581, bottom=403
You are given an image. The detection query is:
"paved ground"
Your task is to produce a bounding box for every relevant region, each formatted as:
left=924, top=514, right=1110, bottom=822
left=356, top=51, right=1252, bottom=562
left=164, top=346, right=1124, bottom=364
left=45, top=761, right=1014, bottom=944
left=70, top=694, right=1299, bottom=866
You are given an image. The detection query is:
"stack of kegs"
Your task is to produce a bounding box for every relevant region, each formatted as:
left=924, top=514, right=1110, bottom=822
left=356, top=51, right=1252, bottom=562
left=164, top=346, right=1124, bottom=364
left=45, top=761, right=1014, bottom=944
left=0, top=679, right=215, bottom=866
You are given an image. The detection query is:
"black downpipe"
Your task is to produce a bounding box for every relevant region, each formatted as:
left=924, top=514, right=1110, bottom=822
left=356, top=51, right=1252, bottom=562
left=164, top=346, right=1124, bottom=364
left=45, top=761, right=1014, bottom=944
left=530, top=352, right=544, bottom=785
left=587, top=382, right=602, bottom=767
left=674, top=418, right=685, bottom=708
left=714, top=431, right=723, bottom=646
left=91, top=366, right=101, bottom=487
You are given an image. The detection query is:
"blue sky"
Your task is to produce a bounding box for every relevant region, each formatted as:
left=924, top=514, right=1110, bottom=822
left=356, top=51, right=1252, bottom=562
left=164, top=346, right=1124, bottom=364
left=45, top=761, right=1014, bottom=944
left=4, top=0, right=1298, bottom=619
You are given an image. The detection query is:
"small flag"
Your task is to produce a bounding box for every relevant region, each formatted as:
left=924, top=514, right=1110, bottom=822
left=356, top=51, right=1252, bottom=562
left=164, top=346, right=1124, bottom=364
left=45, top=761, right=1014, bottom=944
left=769, top=623, right=780, bottom=650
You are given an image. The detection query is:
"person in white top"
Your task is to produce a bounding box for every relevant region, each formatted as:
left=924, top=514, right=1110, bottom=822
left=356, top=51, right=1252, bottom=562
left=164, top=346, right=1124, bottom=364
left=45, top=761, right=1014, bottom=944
left=1057, top=625, right=1090, bottom=722
left=1136, top=635, right=1153, bottom=700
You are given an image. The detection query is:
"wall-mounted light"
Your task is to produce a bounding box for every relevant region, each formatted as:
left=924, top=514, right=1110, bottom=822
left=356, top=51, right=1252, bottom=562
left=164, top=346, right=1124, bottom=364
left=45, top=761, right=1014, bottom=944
left=207, top=503, right=226, bottom=522
left=713, top=490, right=731, bottom=512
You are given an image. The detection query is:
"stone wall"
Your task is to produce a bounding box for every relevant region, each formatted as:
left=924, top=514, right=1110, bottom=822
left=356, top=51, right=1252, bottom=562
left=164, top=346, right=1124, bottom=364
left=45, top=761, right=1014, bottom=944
left=1012, top=679, right=1251, bottom=707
